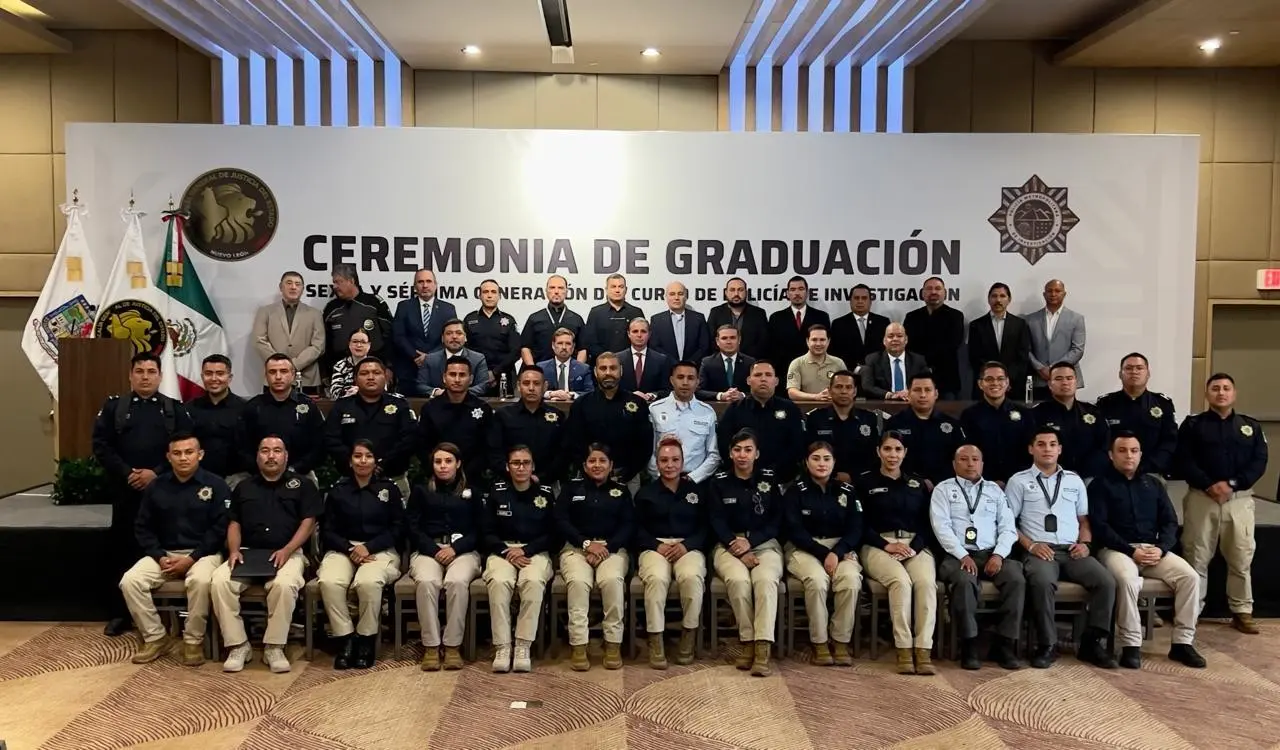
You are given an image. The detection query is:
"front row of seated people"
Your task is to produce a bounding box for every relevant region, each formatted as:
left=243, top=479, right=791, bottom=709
left=119, top=423, right=1205, bottom=675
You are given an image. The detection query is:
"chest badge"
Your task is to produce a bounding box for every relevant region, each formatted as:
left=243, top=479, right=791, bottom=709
left=686, top=493, right=699, bottom=504
left=939, top=423, right=953, bottom=434
left=295, top=403, right=309, bottom=415
left=837, top=493, right=848, bottom=507
left=609, top=488, right=623, bottom=497
left=384, top=404, right=397, bottom=415
left=859, top=424, right=871, bottom=436
left=1009, top=411, right=1022, bottom=422
left=774, top=410, right=786, bottom=420
left=471, top=408, right=484, bottom=420
left=1242, top=424, right=1254, bottom=437
left=625, top=402, right=638, bottom=413
left=1150, top=406, right=1163, bottom=418
left=545, top=411, right=558, bottom=423
left=1082, top=413, right=1096, bottom=425
left=907, top=479, right=920, bottom=488
left=533, top=495, right=548, bottom=508
left=377, top=488, right=389, bottom=503
left=757, top=481, right=771, bottom=493
left=197, top=486, right=212, bottom=502
left=286, top=478, right=301, bottom=489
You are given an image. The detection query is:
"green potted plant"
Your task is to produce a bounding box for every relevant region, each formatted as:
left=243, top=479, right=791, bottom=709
left=52, top=456, right=107, bottom=506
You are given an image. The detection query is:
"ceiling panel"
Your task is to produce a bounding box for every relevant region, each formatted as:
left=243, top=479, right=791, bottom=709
left=960, top=0, right=1141, bottom=40
left=1057, top=0, right=1280, bottom=66
left=23, top=0, right=151, bottom=29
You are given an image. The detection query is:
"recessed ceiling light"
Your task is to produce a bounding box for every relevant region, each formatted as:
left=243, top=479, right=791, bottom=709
left=1198, top=38, right=1221, bottom=53
left=461, top=45, right=481, bottom=55
left=641, top=48, right=661, bottom=57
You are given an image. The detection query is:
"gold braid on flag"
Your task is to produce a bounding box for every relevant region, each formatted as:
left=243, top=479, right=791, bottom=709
left=162, top=209, right=187, bottom=289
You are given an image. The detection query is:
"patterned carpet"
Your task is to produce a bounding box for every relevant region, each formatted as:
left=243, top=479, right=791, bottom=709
left=0, top=620, right=1278, bottom=749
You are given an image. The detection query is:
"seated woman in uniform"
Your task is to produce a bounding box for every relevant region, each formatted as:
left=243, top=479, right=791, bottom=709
left=706, top=428, right=784, bottom=676
left=481, top=445, right=557, bottom=673
left=407, top=442, right=483, bottom=670
left=317, top=439, right=405, bottom=670
left=784, top=441, right=864, bottom=666
left=633, top=436, right=708, bottom=669
left=555, top=443, right=633, bottom=672
left=329, top=329, right=370, bottom=399
left=855, top=431, right=937, bottom=675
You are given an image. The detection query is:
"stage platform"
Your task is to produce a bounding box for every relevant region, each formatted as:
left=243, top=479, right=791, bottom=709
left=1, top=482, right=1277, bottom=620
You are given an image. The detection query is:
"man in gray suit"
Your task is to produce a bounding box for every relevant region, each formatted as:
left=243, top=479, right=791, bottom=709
left=1027, top=279, right=1086, bottom=400
left=251, top=271, right=326, bottom=393
left=421, top=318, right=490, bottom=397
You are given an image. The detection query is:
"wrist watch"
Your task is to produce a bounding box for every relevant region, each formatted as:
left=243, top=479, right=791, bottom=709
left=582, top=539, right=591, bottom=550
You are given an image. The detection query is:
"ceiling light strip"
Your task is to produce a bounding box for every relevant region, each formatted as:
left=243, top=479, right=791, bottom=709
left=729, top=0, right=779, bottom=130
left=119, top=0, right=227, bottom=56
left=155, top=0, right=261, bottom=58
left=199, top=0, right=289, bottom=57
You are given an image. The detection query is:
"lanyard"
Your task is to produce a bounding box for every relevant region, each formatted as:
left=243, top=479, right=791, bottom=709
left=1035, top=472, right=1063, bottom=509
left=546, top=306, right=566, bottom=328
left=958, top=480, right=984, bottom=518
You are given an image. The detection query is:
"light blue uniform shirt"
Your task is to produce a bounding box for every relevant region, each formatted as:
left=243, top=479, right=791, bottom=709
left=929, top=476, right=1017, bottom=560
left=1006, top=466, right=1088, bottom=545
left=647, top=395, right=721, bottom=483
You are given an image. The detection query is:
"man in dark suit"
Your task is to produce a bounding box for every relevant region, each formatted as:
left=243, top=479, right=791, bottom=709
left=537, top=327, right=594, bottom=401
left=861, top=323, right=928, bottom=400
left=616, top=318, right=672, bottom=402
left=697, top=324, right=754, bottom=402
left=829, top=283, right=889, bottom=376
left=707, top=277, right=770, bottom=360
left=391, top=269, right=457, bottom=394
left=650, top=281, right=711, bottom=365
left=903, top=277, right=966, bottom=399
left=967, top=282, right=1032, bottom=400
left=766, top=275, right=830, bottom=366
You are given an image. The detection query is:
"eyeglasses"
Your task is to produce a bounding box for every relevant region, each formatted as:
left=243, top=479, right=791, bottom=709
left=508, top=460, right=532, bottom=467
left=980, top=376, right=1008, bottom=384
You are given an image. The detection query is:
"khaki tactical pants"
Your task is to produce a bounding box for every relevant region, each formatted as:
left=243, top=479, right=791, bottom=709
left=483, top=552, right=554, bottom=645
left=317, top=550, right=401, bottom=637
left=638, top=540, right=706, bottom=633
left=1181, top=488, right=1256, bottom=615
left=211, top=550, right=307, bottom=647
left=861, top=534, right=937, bottom=649
left=120, top=550, right=222, bottom=645
left=1101, top=548, right=1199, bottom=648
left=410, top=551, right=481, bottom=648
left=559, top=544, right=630, bottom=646
left=786, top=538, right=863, bottom=645
left=713, top=540, right=783, bottom=643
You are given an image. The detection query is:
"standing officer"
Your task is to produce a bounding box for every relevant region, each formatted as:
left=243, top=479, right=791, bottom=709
left=929, top=445, right=1024, bottom=670
left=119, top=432, right=227, bottom=666
left=563, top=352, right=653, bottom=491
left=323, top=356, right=418, bottom=496
left=961, top=361, right=1036, bottom=486
left=418, top=356, right=503, bottom=485
left=805, top=370, right=882, bottom=482
left=1006, top=427, right=1116, bottom=669
left=766, top=276, right=830, bottom=366
left=884, top=372, right=966, bottom=486
left=185, top=354, right=246, bottom=482
left=1177, top=373, right=1269, bottom=634
left=715, top=361, right=806, bottom=483
left=496, top=366, right=567, bottom=485
left=322, top=264, right=393, bottom=373
left=903, top=277, right=966, bottom=399
left=582, top=273, right=645, bottom=364
left=92, top=351, right=194, bottom=636
left=647, top=361, right=720, bottom=483
left=213, top=436, right=322, bottom=674
left=520, top=275, right=586, bottom=366
left=465, top=279, right=523, bottom=394
left=1033, top=362, right=1110, bottom=480
left=1096, top=353, right=1178, bottom=478
left=235, top=354, right=325, bottom=483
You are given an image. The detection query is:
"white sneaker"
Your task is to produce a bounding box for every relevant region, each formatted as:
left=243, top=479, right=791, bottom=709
left=512, top=641, right=532, bottom=673
left=222, top=643, right=252, bottom=673
left=263, top=646, right=291, bottom=673
left=492, top=644, right=512, bottom=673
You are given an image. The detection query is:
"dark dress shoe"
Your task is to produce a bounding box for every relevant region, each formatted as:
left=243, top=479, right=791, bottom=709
left=352, top=635, right=376, bottom=669
left=1119, top=646, right=1142, bottom=669
left=333, top=636, right=354, bottom=670
left=989, top=639, right=1023, bottom=670
left=1029, top=646, right=1056, bottom=669
left=1078, top=639, right=1118, bottom=669
left=103, top=618, right=132, bottom=637
left=960, top=639, right=981, bottom=670
left=1168, top=643, right=1206, bottom=668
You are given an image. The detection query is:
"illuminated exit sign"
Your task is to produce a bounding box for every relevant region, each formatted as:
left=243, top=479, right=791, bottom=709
left=1258, top=269, right=1280, bottom=291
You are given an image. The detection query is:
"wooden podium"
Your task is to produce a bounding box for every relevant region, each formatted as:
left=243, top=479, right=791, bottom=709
left=58, top=338, right=132, bottom=459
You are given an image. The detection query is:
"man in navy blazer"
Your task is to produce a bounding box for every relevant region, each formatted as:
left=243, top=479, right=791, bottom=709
left=420, top=319, right=489, bottom=397
left=537, top=327, right=594, bottom=401
left=649, top=282, right=712, bottom=365
left=616, top=318, right=672, bottom=401
left=697, top=324, right=754, bottom=402
left=392, top=269, right=456, bottom=393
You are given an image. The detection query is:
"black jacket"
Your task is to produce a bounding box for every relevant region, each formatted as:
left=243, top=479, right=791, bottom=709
left=707, top=303, right=770, bottom=361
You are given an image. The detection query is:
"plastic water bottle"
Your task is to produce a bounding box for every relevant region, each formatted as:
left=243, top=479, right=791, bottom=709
left=499, top=373, right=510, bottom=400
left=1024, top=376, right=1034, bottom=404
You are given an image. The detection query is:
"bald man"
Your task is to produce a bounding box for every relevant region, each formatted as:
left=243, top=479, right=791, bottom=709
left=650, top=282, right=711, bottom=364
left=860, top=323, right=928, bottom=400
left=1027, top=280, right=1085, bottom=401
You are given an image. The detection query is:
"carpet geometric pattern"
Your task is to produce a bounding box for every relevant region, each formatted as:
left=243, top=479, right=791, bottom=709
left=0, top=620, right=1277, bottom=749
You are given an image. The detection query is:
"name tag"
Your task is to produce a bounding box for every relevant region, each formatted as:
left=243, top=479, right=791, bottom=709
left=693, top=419, right=711, bottom=427
left=869, top=487, right=888, bottom=494
left=1106, top=419, right=1120, bottom=426
left=723, top=497, right=737, bottom=504
left=816, top=429, right=833, bottom=437
left=572, top=495, right=586, bottom=503
left=898, top=428, right=912, bottom=436
left=801, top=509, right=812, bottom=516
left=342, top=415, right=356, bottom=425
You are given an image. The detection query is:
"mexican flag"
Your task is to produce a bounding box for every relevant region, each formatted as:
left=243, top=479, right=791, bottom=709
left=156, top=211, right=228, bottom=401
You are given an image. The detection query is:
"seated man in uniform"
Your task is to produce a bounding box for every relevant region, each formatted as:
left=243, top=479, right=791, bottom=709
left=418, top=355, right=503, bottom=486
left=323, top=356, right=418, bottom=497
left=119, top=432, right=228, bottom=665
left=212, top=435, right=322, bottom=674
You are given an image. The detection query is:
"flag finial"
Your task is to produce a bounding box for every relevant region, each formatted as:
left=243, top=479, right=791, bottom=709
left=167, top=194, right=174, bottom=211
left=72, top=189, right=79, bottom=206
left=128, top=191, right=135, bottom=210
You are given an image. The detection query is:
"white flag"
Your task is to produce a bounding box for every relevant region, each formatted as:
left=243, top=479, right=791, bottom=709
left=94, top=209, right=180, bottom=399
left=21, top=203, right=102, bottom=399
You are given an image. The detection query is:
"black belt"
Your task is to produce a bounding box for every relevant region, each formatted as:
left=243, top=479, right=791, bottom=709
left=889, top=530, right=914, bottom=539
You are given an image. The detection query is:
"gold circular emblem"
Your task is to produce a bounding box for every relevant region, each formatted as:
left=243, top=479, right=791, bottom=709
left=625, top=401, right=638, bottom=413
left=545, top=411, right=559, bottom=422
left=93, top=299, right=168, bottom=356
left=1242, top=425, right=1254, bottom=437
left=197, top=486, right=212, bottom=501
left=384, top=404, right=397, bottom=415
left=609, top=488, right=623, bottom=497
left=1083, top=413, right=1096, bottom=424
left=534, top=495, right=548, bottom=508
left=1150, top=406, right=1163, bottom=419
left=838, top=494, right=848, bottom=507
left=757, top=481, right=770, bottom=492
left=180, top=168, right=278, bottom=261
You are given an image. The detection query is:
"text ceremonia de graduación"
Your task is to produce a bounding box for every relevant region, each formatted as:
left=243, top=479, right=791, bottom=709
left=298, top=233, right=965, bottom=304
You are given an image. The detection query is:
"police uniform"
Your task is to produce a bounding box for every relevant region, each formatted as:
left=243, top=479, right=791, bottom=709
left=555, top=478, right=634, bottom=653
left=634, top=477, right=708, bottom=653
left=406, top=480, right=484, bottom=659
left=317, top=477, right=404, bottom=643
left=805, top=406, right=882, bottom=480
left=647, top=396, right=720, bottom=482
left=321, top=291, right=393, bottom=370
left=885, top=410, right=966, bottom=486
left=715, top=396, right=806, bottom=483
left=1176, top=410, right=1269, bottom=617
left=582, top=300, right=645, bottom=363
left=929, top=477, right=1024, bottom=644
left=855, top=470, right=937, bottom=655
left=464, top=308, right=522, bottom=391
left=323, top=391, right=418, bottom=496
left=481, top=480, right=557, bottom=665
left=783, top=477, right=864, bottom=651
left=521, top=304, right=586, bottom=364
left=120, top=468, right=228, bottom=656
left=496, top=401, right=567, bottom=484
left=185, top=393, right=246, bottom=479
left=1033, top=399, right=1111, bottom=479
left=707, top=469, right=785, bottom=657
left=92, top=391, right=194, bottom=623
left=563, top=390, right=653, bottom=485
left=959, top=400, right=1036, bottom=484
left=211, top=470, right=323, bottom=655
left=1006, top=467, right=1115, bottom=653
left=1096, top=389, right=1178, bottom=476
left=1088, top=467, right=1199, bottom=651
left=419, top=394, right=504, bottom=485
left=235, top=390, right=326, bottom=477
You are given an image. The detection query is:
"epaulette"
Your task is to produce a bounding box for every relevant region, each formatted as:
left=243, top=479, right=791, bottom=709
left=1152, top=391, right=1171, bottom=401
left=838, top=481, right=856, bottom=492
left=714, top=471, right=728, bottom=479
left=794, top=480, right=809, bottom=491
left=108, top=394, right=120, bottom=400
left=1062, top=469, right=1081, bottom=478
left=491, top=481, right=509, bottom=491
left=539, top=484, right=554, bottom=493
left=857, top=470, right=873, bottom=478
left=760, top=468, right=775, bottom=477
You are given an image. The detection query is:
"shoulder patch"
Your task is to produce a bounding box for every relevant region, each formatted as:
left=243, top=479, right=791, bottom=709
left=761, top=468, right=775, bottom=477
left=108, top=394, right=120, bottom=400
left=539, top=484, right=554, bottom=493
left=714, top=471, right=728, bottom=479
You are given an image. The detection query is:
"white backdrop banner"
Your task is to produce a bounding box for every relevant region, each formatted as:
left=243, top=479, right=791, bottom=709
left=65, top=124, right=1198, bottom=410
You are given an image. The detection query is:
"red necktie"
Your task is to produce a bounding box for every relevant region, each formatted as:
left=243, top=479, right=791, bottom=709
left=635, top=352, right=645, bottom=387
left=795, top=310, right=803, bottom=330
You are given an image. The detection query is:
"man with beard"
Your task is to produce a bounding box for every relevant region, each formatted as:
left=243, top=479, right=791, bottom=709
left=708, top=277, right=769, bottom=360
left=520, top=275, right=586, bottom=366
left=564, top=352, right=653, bottom=493
left=903, top=277, right=965, bottom=400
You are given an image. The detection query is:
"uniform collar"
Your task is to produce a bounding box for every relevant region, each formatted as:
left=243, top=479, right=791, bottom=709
left=131, top=392, right=160, bottom=403
left=953, top=476, right=985, bottom=490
